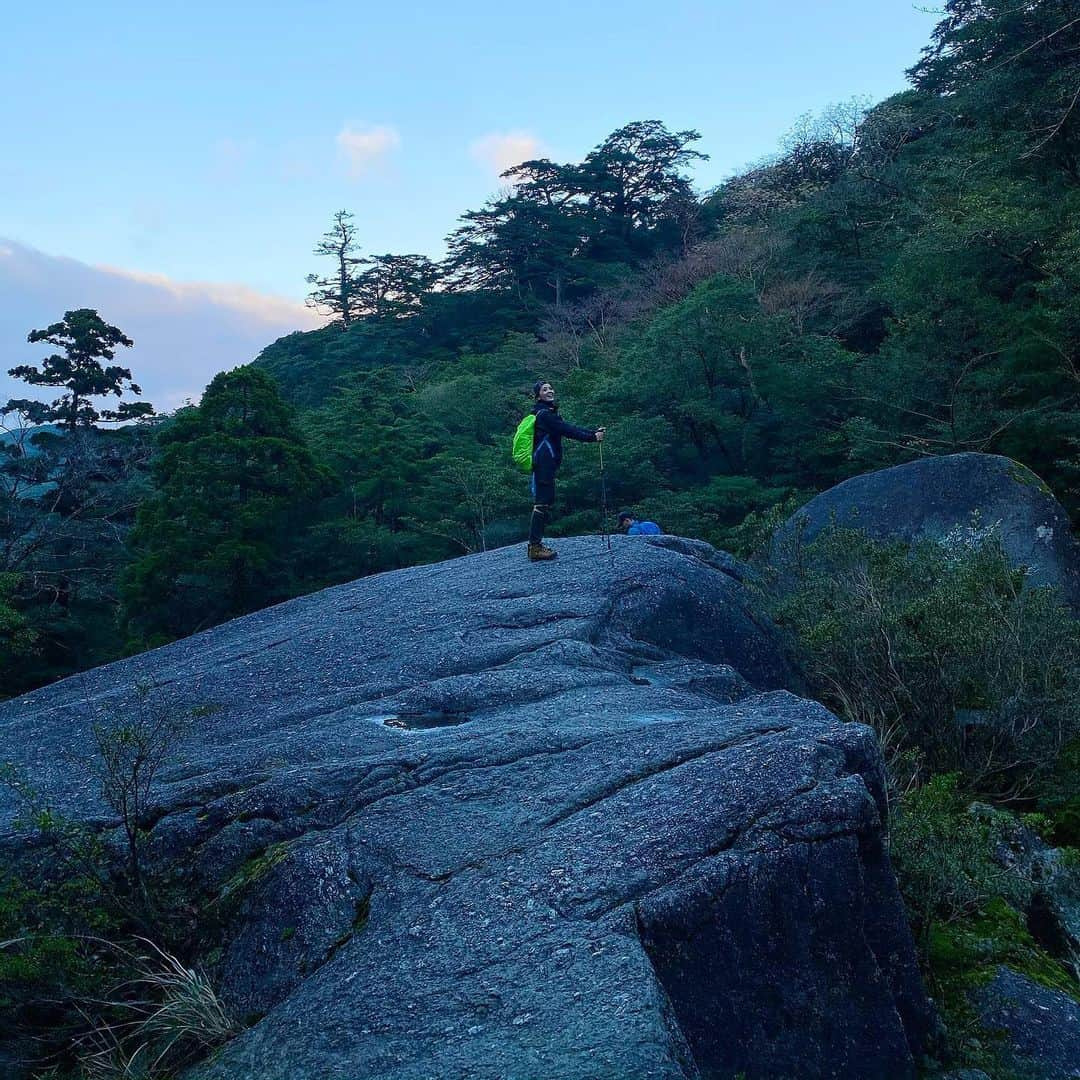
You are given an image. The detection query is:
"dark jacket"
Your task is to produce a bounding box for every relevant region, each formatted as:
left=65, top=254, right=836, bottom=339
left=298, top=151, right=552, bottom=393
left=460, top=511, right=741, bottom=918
left=532, top=401, right=596, bottom=480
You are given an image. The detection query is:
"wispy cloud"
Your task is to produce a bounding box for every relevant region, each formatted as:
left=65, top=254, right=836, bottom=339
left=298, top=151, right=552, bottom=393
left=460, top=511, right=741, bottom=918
left=98, top=264, right=318, bottom=328
left=336, top=124, right=401, bottom=177
left=0, top=240, right=322, bottom=411
left=470, top=131, right=545, bottom=176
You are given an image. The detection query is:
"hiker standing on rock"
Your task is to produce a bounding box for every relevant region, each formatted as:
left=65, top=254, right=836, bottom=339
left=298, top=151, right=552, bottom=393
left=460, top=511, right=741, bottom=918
left=515, top=381, right=604, bottom=562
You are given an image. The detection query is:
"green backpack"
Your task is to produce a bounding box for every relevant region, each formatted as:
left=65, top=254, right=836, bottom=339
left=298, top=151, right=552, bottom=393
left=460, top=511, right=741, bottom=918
left=511, top=414, right=536, bottom=473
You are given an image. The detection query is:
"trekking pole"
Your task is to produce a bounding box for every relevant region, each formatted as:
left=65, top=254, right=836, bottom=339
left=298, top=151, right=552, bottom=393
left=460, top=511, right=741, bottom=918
left=598, top=438, right=612, bottom=552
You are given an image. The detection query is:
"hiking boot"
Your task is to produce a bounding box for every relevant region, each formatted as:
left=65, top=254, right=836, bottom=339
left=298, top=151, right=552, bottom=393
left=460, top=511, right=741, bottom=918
left=528, top=543, right=557, bottom=562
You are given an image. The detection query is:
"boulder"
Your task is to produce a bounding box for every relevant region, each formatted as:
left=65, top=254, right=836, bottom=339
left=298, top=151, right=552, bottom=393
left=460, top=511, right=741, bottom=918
left=770, top=454, right=1080, bottom=605
left=0, top=535, right=932, bottom=1079
left=975, top=967, right=1080, bottom=1079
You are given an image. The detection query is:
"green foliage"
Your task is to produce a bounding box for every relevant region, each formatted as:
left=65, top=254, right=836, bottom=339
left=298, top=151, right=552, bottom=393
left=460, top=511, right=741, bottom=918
left=14, top=4, right=1080, bottom=692
left=446, top=121, right=706, bottom=302
left=717, top=492, right=807, bottom=561
left=305, top=209, right=365, bottom=326
left=0, top=869, right=121, bottom=1070
left=411, top=450, right=520, bottom=554
left=0, top=683, right=234, bottom=1075
left=122, top=366, right=330, bottom=644
left=771, top=527, right=1080, bottom=800
left=256, top=288, right=533, bottom=412
left=0, top=422, right=154, bottom=698
left=1037, top=737, right=1080, bottom=847
left=930, top=899, right=1077, bottom=999
left=306, top=368, right=435, bottom=534
left=5, top=309, right=153, bottom=431
left=890, top=775, right=1079, bottom=1072
left=0, top=571, right=35, bottom=672
left=0, top=771, right=139, bottom=1071
left=909, top=0, right=1080, bottom=178
left=1048, top=797, right=1080, bottom=849
left=88, top=680, right=194, bottom=922
left=891, top=775, right=1034, bottom=939
left=1, top=883, right=235, bottom=1079
left=211, top=842, right=290, bottom=913
left=305, top=210, right=441, bottom=328
left=925, top=899, right=1076, bottom=1076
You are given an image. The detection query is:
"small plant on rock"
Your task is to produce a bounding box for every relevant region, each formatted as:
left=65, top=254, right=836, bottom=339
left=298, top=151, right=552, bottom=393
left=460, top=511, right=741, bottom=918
left=75, top=937, right=236, bottom=1079
left=87, top=678, right=192, bottom=921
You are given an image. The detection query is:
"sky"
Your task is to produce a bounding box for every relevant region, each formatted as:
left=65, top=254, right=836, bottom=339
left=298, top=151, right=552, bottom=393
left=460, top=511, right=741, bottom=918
left=0, top=0, right=941, bottom=407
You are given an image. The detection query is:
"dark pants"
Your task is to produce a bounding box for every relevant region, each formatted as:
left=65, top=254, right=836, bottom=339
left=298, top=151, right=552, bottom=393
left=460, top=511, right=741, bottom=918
left=529, top=474, right=555, bottom=545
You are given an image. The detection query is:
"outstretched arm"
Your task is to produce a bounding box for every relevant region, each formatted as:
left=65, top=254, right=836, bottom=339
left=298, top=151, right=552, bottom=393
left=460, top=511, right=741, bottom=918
left=537, top=410, right=600, bottom=442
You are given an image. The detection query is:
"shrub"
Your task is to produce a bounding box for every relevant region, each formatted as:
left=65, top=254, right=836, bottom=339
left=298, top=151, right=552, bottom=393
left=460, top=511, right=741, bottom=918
left=890, top=775, right=1078, bottom=1072
left=1037, top=737, right=1080, bottom=846
left=890, top=775, right=1033, bottom=948
left=0, top=868, right=127, bottom=1075
left=769, top=525, right=1080, bottom=800
left=0, top=681, right=231, bottom=1076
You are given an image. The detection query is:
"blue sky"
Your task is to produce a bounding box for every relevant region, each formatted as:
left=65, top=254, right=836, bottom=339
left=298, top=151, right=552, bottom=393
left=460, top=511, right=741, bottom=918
left=1, top=0, right=940, bottom=403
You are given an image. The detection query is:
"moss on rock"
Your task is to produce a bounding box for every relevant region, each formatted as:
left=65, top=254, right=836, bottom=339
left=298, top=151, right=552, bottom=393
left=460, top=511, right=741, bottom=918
left=213, top=841, right=290, bottom=910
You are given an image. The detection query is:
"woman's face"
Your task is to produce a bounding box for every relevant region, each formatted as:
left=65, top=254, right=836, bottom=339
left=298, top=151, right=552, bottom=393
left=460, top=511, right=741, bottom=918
left=538, top=383, right=556, bottom=403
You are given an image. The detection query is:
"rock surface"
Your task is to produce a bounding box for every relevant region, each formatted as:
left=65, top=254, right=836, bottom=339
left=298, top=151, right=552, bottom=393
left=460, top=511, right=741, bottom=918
left=771, top=453, right=1080, bottom=605
left=975, top=967, right=1080, bottom=1079
left=0, top=535, right=931, bottom=1079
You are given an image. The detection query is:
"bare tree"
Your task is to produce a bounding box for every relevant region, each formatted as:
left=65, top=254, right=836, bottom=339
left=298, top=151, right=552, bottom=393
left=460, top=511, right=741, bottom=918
left=306, top=210, right=364, bottom=326
left=89, top=679, right=192, bottom=914
left=759, top=272, right=845, bottom=334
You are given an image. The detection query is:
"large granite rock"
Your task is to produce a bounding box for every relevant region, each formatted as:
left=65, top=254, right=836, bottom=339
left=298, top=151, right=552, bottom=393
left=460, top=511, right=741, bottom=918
left=0, top=535, right=931, bottom=1079
left=770, top=454, right=1080, bottom=605
left=975, top=967, right=1080, bottom=1079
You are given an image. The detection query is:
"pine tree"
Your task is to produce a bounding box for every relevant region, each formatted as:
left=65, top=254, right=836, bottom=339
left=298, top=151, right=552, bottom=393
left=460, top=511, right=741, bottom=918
left=305, top=210, right=364, bottom=326
left=5, top=309, right=154, bottom=431
left=122, top=366, right=329, bottom=643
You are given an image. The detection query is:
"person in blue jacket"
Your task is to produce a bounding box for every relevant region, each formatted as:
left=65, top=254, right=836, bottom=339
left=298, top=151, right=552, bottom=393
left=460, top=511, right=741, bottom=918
left=617, top=510, right=662, bottom=536
left=528, top=380, right=604, bottom=561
